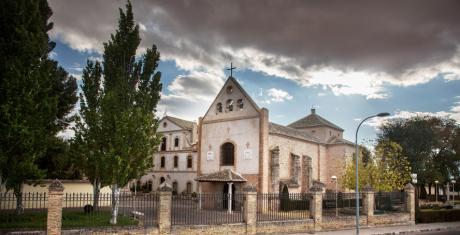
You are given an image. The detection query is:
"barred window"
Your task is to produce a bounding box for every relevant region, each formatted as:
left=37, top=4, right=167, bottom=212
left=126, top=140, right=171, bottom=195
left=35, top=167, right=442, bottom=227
left=221, top=142, right=235, bottom=166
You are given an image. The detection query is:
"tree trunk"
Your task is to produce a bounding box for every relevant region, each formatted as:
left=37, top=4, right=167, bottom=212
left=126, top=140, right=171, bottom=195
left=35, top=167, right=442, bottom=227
left=428, top=183, right=432, bottom=196
left=14, top=185, right=24, bottom=215
left=110, top=184, right=120, bottom=225
left=93, top=178, right=101, bottom=209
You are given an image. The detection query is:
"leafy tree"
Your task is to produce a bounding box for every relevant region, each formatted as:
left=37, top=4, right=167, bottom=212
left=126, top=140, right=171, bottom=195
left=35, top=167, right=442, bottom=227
left=72, top=60, right=106, bottom=208
left=73, top=1, right=162, bottom=224
left=377, top=116, right=460, bottom=196
left=0, top=0, right=77, bottom=213
left=342, top=141, right=411, bottom=191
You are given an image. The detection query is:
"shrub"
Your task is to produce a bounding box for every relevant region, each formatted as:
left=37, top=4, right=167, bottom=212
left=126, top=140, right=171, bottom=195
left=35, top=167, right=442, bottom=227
left=418, top=209, right=460, bottom=223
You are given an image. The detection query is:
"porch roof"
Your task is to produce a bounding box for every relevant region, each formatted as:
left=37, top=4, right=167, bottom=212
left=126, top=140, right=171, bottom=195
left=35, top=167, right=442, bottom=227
left=195, top=169, right=247, bottom=182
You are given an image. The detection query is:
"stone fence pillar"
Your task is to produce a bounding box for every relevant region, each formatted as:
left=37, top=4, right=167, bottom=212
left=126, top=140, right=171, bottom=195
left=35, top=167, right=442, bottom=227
left=158, top=183, right=172, bottom=235
left=243, top=185, right=257, bottom=235
left=309, top=186, right=322, bottom=231
left=47, top=179, right=64, bottom=235
left=405, top=183, right=415, bottom=223
left=362, top=185, right=374, bottom=224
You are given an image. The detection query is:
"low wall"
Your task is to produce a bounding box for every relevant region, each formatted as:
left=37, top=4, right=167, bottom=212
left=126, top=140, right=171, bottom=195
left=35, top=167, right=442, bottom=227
left=62, top=227, right=158, bottom=235
left=321, top=216, right=367, bottom=231
left=371, top=213, right=411, bottom=226
left=256, top=220, right=314, bottom=234
left=172, top=223, right=247, bottom=235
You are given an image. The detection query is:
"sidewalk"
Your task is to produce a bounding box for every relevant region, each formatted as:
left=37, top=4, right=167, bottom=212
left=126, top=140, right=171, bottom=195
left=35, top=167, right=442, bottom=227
left=293, top=222, right=460, bottom=235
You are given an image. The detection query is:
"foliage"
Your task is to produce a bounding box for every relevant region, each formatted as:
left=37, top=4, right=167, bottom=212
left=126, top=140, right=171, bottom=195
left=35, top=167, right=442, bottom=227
left=377, top=116, right=460, bottom=189
left=0, top=0, right=77, bottom=212
left=72, top=1, right=162, bottom=224
left=342, top=141, right=411, bottom=191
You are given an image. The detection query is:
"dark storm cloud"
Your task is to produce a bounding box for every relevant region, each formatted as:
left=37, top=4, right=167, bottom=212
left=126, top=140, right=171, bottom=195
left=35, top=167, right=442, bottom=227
left=49, top=0, right=460, bottom=76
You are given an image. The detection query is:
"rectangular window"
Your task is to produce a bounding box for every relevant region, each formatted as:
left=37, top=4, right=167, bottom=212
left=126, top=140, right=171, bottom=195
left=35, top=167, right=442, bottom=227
left=187, top=156, right=192, bottom=169
left=174, top=156, right=178, bottom=168
left=160, top=157, right=165, bottom=168
left=174, top=137, right=179, bottom=147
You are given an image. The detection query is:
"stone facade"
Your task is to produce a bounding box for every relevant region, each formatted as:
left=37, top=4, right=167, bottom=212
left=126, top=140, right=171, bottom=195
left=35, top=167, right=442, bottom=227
left=140, top=76, right=357, bottom=194
left=141, top=116, right=198, bottom=194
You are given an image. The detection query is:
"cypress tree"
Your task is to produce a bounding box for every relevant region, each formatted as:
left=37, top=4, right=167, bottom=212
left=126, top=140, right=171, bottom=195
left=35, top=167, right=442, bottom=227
left=0, top=0, right=77, bottom=213
left=73, top=1, right=162, bottom=224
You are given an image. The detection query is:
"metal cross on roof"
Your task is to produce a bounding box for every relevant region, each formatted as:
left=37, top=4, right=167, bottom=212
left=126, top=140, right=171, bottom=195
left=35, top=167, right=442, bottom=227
left=227, top=62, right=236, bottom=77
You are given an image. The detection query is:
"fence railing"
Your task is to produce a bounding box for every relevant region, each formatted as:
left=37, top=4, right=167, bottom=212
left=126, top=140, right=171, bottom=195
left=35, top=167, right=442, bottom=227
left=374, top=191, right=406, bottom=214
left=322, top=192, right=362, bottom=217
left=171, top=193, right=245, bottom=225
left=63, top=193, right=159, bottom=228
left=0, top=193, right=48, bottom=230
left=256, top=193, right=310, bottom=222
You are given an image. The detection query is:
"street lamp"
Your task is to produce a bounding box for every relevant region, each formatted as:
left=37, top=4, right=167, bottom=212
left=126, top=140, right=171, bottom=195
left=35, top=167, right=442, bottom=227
left=452, top=180, right=456, bottom=203
left=355, top=112, right=390, bottom=235
left=331, top=175, right=338, bottom=217
left=435, top=180, right=439, bottom=203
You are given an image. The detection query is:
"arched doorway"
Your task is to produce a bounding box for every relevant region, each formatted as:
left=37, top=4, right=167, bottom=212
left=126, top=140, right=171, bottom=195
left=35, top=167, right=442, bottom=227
left=222, top=183, right=236, bottom=210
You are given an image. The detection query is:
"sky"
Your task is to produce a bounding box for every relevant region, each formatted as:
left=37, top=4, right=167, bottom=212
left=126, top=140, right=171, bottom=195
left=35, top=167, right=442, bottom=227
left=48, top=0, right=460, bottom=143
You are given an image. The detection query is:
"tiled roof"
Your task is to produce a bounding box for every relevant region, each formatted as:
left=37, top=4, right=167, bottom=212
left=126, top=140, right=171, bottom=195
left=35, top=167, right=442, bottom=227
left=195, top=169, right=247, bottom=182
left=269, top=122, right=323, bottom=143
left=288, top=111, right=344, bottom=131
left=326, top=136, right=355, bottom=146
left=165, top=116, right=194, bottom=130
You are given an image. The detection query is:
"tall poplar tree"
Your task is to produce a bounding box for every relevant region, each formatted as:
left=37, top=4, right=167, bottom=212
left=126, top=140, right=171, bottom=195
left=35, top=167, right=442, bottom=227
left=0, top=0, right=77, bottom=213
left=73, top=1, right=162, bottom=224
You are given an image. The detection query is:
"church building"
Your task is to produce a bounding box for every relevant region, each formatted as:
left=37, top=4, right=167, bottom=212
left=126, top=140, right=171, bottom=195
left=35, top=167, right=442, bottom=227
left=144, top=76, right=355, bottom=195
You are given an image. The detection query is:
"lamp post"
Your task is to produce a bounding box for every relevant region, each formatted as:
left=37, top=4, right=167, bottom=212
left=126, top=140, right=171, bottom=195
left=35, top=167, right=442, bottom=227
left=355, top=112, right=390, bottom=235
left=331, top=175, right=338, bottom=217
left=435, top=180, right=439, bottom=203
left=452, top=180, right=456, bottom=203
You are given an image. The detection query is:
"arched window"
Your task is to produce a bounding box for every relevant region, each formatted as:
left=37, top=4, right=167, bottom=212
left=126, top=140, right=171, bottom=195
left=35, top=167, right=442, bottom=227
left=221, top=142, right=235, bottom=166
left=160, top=156, right=165, bottom=168
left=160, top=177, right=165, bottom=184
left=186, top=182, right=192, bottom=194
left=216, top=102, right=223, bottom=113
left=187, top=155, right=193, bottom=169
left=160, top=137, right=167, bottom=151
left=226, top=99, right=233, bottom=112
left=172, top=181, right=178, bottom=195
left=237, top=99, right=243, bottom=110
left=173, top=156, right=178, bottom=168
left=174, top=137, right=179, bottom=147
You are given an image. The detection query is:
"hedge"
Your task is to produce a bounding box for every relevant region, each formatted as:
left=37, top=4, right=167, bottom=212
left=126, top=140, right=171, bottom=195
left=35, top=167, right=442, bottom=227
left=418, top=209, right=460, bottom=223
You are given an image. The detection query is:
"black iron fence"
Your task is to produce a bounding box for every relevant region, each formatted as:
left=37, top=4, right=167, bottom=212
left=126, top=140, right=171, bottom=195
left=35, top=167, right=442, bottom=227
left=62, top=193, right=159, bottom=228
left=0, top=193, right=48, bottom=231
left=171, top=193, right=245, bottom=225
left=374, top=191, right=406, bottom=214
left=322, top=192, right=362, bottom=217
left=256, top=193, right=310, bottom=221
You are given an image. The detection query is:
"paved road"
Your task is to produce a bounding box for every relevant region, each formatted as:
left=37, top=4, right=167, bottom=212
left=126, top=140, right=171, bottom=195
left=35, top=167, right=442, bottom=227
left=413, top=229, right=460, bottom=235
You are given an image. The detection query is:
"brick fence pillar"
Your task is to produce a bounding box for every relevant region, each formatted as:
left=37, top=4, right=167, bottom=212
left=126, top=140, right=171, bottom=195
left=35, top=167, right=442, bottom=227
left=405, top=183, right=415, bottom=223
left=47, top=179, right=64, bottom=235
left=309, top=186, right=322, bottom=231
left=158, top=183, right=172, bottom=235
left=362, top=185, right=374, bottom=225
left=243, top=185, right=257, bottom=235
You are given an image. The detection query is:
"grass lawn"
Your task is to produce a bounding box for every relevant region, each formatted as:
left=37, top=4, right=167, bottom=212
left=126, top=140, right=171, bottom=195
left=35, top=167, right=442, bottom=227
left=0, top=211, right=138, bottom=229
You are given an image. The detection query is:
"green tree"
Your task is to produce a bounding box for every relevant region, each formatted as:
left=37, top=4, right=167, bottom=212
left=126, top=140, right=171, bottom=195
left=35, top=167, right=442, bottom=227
left=342, top=141, right=411, bottom=191
left=72, top=60, right=106, bottom=208
left=73, top=1, right=162, bottom=224
left=377, top=116, right=460, bottom=196
left=0, top=0, right=77, bottom=213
